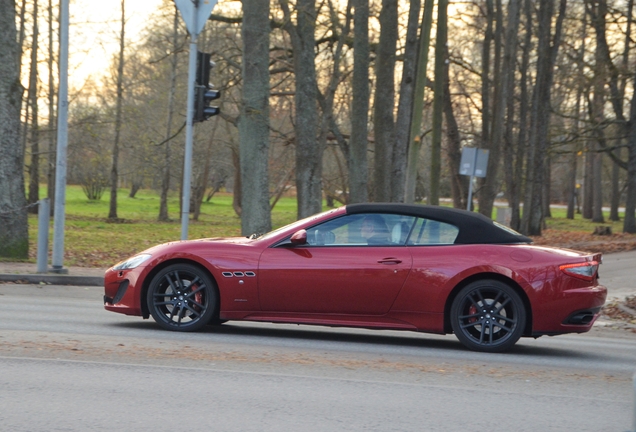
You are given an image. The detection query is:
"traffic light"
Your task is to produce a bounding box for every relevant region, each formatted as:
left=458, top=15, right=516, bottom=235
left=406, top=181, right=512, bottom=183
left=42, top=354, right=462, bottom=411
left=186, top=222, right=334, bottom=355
left=194, top=51, right=220, bottom=122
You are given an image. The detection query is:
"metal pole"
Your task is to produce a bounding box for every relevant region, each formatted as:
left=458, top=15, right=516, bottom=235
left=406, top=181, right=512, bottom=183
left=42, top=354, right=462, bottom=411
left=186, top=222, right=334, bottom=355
left=466, top=176, right=474, bottom=211
left=51, top=0, right=69, bottom=273
left=632, top=370, right=635, bottom=432
left=36, top=199, right=50, bottom=274
left=180, top=40, right=196, bottom=240
left=180, top=5, right=198, bottom=241
left=466, top=149, right=479, bottom=211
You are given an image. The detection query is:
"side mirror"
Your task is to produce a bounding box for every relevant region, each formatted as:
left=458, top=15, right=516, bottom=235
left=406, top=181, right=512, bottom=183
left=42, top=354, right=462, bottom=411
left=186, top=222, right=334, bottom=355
left=290, top=229, right=307, bottom=245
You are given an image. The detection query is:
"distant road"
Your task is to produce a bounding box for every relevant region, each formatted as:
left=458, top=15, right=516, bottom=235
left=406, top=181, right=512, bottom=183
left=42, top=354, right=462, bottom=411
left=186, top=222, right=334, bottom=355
left=0, top=284, right=634, bottom=431
left=601, top=250, right=636, bottom=300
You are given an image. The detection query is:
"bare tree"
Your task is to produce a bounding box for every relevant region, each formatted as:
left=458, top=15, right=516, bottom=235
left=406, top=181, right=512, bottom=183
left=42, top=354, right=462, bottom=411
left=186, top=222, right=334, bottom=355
left=626, top=72, right=636, bottom=233
left=280, top=0, right=322, bottom=217
left=404, top=0, right=434, bottom=203
left=158, top=5, right=180, bottom=222
left=0, top=0, right=28, bottom=258
left=348, top=0, right=370, bottom=203
left=26, top=0, right=40, bottom=212
left=429, top=0, right=448, bottom=206
left=46, top=0, right=56, bottom=215
left=108, top=0, right=126, bottom=220
left=391, top=0, right=421, bottom=202
left=480, top=0, right=521, bottom=219
left=521, top=0, right=567, bottom=236
left=372, top=0, right=398, bottom=202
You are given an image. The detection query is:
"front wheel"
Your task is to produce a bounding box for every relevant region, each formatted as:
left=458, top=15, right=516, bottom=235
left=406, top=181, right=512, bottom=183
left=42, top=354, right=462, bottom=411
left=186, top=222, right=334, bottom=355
left=450, top=279, right=526, bottom=353
left=147, top=264, right=218, bottom=332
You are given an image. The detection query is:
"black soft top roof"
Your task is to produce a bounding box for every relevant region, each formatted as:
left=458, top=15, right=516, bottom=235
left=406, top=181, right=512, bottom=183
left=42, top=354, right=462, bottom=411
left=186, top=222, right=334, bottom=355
left=346, top=203, right=532, bottom=245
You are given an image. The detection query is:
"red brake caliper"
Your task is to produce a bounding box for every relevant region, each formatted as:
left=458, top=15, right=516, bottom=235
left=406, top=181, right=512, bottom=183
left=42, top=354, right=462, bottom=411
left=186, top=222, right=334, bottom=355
left=468, top=305, right=478, bottom=324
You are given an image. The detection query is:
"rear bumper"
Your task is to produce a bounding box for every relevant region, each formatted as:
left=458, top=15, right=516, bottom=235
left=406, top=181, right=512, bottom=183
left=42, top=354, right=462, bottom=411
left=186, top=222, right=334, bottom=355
left=531, top=284, right=607, bottom=336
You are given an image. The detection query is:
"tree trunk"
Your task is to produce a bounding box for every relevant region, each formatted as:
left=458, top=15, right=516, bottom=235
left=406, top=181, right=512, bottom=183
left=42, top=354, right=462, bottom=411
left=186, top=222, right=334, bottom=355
left=567, top=48, right=585, bottom=220
left=543, top=156, right=552, bottom=218
left=610, top=148, right=621, bottom=221
left=477, top=0, right=494, bottom=214
left=429, top=0, right=447, bottom=206
left=404, top=0, right=434, bottom=203
left=624, top=72, right=636, bottom=233
left=391, top=0, right=420, bottom=202
left=0, top=0, right=28, bottom=258
left=318, top=0, right=352, bottom=203
left=583, top=145, right=594, bottom=219
left=158, top=5, right=179, bottom=222
left=27, top=0, right=40, bottom=213
left=480, top=0, right=520, bottom=219
left=509, top=0, right=532, bottom=231
left=46, top=0, right=56, bottom=216
left=480, top=0, right=493, bottom=167
left=349, top=0, right=370, bottom=204
left=590, top=0, right=606, bottom=223
left=108, top=0, right=125, bottom=220
left=240, top=0, right=271, bottom=235
left=372, top=0, right=397, bottom=202
left=566, top=151, right=578, bottom=219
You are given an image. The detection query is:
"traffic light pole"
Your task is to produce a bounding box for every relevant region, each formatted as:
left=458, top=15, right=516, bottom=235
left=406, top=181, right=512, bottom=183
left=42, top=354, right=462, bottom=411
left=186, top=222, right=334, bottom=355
left=174, top=0, right=218, bottom=240
left=181, top=34, right=198, bottom=240
left=51, top=0, right=69, bottom=272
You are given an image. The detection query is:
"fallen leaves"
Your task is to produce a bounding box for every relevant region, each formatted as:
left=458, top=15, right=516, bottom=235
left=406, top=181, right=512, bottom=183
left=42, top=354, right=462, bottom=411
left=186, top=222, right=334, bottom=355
left=531, top=230, right=636, bottom=254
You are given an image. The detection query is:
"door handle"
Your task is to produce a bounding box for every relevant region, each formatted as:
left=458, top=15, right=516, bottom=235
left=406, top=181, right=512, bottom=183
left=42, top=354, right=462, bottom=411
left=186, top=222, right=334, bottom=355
left=377, top=258, right=402, bottom=265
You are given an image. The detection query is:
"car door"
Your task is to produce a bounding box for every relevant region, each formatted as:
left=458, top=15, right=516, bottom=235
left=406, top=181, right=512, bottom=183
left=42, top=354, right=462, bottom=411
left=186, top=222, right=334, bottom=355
left=257, top=213, right=414, bottom=315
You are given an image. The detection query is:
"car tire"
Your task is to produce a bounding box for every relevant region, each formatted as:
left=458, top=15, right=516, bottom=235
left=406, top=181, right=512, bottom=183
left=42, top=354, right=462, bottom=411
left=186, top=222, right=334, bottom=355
left=147, top=263, right=218, bottom=332
left=208, top=319, right=228, bottom=326
left=450, top=279, right=526, bottom=353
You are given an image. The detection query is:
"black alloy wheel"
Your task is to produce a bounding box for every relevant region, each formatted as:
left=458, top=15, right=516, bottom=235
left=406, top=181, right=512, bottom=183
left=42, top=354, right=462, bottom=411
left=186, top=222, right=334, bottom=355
left=147, top=264, right=218, bottom=332
left=450, top=279, right=526, bottom=353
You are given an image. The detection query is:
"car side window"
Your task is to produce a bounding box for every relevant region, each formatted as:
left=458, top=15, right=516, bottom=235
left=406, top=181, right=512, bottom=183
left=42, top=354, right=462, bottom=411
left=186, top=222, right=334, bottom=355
left=305, top=214, right=416, bottom=246
left=408, top=217, right=459, bottom=245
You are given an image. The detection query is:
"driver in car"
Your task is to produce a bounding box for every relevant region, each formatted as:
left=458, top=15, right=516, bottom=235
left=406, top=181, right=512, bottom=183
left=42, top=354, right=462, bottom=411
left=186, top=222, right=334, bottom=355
left=360, top=215, right=391, bottom=245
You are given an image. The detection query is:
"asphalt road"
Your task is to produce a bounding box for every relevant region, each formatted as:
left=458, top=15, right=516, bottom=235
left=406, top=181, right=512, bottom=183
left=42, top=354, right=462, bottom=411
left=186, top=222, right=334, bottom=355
left=0, top=284, right=634, bottom=431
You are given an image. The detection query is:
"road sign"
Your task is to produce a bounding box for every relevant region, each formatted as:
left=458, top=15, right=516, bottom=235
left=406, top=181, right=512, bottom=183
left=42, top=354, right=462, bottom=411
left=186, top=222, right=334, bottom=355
left=459, top=147, right=490, bottom=211
left=459, top=147, right=489, bottom=178
left=174, top=0, right=218, bottom=36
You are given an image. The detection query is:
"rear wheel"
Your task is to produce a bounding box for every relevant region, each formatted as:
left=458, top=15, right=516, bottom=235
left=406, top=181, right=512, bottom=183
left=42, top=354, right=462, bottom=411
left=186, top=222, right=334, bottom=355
left=147, top=264, right=217, bottom=332
left=450, top=279, right=526, bottom=353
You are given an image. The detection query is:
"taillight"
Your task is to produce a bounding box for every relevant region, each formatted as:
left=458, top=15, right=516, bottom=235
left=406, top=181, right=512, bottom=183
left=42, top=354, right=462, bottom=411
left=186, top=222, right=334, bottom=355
left=559, top=261, right=599, bottom=281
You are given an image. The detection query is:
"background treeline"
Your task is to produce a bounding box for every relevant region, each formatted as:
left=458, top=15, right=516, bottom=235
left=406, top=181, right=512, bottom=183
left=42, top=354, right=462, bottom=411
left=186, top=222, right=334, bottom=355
left=15, top=0, right=636, bottom=238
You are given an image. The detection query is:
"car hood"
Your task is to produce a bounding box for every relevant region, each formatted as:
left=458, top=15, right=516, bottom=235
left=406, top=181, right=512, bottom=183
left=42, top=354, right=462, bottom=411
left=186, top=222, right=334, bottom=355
left=136, top=236, right=253, bottom=256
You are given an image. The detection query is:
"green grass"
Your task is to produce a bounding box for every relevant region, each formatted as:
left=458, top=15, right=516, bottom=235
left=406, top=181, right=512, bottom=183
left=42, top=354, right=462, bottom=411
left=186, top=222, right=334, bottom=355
left=543, top=207, right=625, bottom=232
left=23, top=186, right=301, bottom=267
left=14, top=185, right=632, bottom=267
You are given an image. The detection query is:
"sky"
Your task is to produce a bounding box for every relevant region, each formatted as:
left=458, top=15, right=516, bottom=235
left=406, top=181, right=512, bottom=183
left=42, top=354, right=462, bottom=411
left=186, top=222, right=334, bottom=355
left=68, top=0, right=164, bottom=88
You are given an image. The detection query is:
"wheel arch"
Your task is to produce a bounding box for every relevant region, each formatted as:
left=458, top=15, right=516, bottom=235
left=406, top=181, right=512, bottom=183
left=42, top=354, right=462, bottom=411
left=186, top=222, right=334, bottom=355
left=443, top=272, right=533, bottom=336
left=140, top=258, right=221, bottom=320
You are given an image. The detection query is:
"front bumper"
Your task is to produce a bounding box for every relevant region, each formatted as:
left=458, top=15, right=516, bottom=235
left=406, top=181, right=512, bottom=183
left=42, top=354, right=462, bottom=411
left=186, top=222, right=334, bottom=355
left=103, top=267, right=145, bottom=316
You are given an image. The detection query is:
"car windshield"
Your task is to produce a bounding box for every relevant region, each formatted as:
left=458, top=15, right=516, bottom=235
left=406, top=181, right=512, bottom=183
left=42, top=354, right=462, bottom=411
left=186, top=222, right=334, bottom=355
left=252, top=208, right=342, bottom=241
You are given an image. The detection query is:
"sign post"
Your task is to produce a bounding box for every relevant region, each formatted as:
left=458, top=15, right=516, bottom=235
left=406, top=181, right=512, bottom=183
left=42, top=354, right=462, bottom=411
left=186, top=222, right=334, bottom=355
left=174, top=0, right=218, bottom=240
left=459, top=147, right=489, bottom=211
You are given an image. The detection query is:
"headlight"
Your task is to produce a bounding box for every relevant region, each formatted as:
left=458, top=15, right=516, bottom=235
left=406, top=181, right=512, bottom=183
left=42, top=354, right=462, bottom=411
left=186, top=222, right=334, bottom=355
left=112, top=254, right=152, bottom=270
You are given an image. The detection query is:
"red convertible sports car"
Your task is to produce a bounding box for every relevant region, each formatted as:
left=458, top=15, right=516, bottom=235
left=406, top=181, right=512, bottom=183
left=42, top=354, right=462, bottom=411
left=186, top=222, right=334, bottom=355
left=104, top=203, right=607, bottom=352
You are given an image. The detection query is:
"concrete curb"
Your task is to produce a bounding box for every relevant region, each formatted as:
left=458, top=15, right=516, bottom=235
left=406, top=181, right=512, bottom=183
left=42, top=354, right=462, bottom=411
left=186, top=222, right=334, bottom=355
left=0, top=274, right=103, bottom=286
